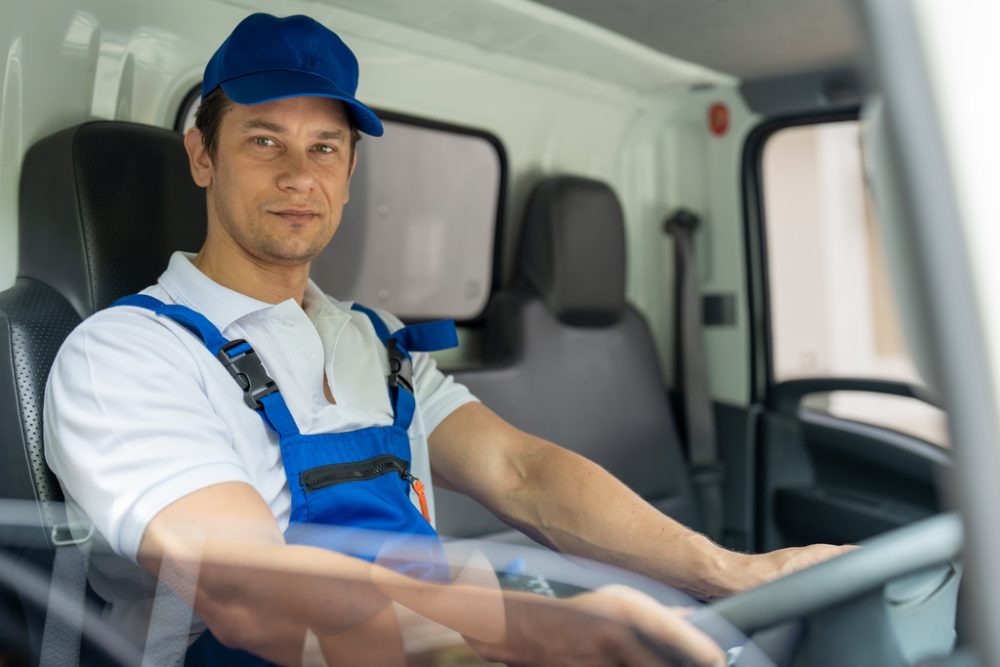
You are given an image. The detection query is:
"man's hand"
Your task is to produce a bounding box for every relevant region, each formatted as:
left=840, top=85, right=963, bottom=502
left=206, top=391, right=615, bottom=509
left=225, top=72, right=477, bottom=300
left=466, top=586, right=726, bottom=667
left=702, top=542, right=858, bottom=598
left=743, top=543, right=858, bottom=590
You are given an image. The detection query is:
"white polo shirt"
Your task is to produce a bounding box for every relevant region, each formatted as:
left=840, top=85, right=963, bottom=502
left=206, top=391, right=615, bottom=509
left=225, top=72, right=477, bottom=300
left=43, top=252, right=477, bottom=640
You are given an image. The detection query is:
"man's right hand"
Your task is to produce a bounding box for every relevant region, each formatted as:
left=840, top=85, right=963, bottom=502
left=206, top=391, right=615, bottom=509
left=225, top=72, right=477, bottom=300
left=466, top=585, right=726, bottom=667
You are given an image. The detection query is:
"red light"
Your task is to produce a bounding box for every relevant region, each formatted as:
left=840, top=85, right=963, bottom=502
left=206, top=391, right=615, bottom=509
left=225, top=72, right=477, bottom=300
left=708, top=103, right=729, bottom=137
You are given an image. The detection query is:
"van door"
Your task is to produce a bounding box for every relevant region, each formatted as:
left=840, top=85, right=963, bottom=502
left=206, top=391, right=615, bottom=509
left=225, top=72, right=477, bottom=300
left=744, top=114, right=950, bottom=551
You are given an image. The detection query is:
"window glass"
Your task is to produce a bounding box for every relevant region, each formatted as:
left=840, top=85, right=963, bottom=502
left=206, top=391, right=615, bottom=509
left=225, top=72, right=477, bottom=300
left=314, top=119, right=500, bottom=320
left=762, top=121, right=947, bottom=447
left=802, top=391, right=949, bottom=447
left=178, top=93, right=502, bottom=320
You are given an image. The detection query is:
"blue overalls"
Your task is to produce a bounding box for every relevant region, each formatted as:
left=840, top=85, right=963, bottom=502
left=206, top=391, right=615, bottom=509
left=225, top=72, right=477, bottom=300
left=112, top=294, right=458, bottom=665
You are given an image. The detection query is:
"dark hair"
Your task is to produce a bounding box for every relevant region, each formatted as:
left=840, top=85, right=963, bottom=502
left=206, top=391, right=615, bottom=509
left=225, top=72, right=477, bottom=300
left=194, top=87, right=362, bottom=160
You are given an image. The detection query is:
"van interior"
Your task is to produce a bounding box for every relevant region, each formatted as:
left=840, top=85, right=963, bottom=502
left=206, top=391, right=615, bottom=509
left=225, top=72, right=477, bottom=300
left=0, top=1, right=988, bottom=665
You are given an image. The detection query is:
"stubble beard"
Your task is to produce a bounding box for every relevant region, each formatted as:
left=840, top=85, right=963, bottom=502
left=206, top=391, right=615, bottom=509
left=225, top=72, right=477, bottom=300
left=251, top=224, right=331, bottom=267
left=213, top=192, right=336, bottom=268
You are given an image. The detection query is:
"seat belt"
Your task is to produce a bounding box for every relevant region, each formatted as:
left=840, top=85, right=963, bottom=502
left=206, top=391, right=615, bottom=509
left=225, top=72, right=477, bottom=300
left=142, top=554, right=200, bottom=667
left=39, top=519, right=93, bottom=667
left=664, top=209, right=724, bottom=542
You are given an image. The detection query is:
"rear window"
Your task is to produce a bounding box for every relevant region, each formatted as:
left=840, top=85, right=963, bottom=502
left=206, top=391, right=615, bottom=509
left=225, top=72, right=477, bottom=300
left=178, top=93, right=503, bottom=320
left=313, top=117, right=502, bottom=320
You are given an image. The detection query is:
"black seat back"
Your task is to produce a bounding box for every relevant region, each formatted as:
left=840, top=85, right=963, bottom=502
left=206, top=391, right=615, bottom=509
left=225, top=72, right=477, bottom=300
left=1, top=121, right=205, bottom=541
left=0, top=121, right=204, bottom=663
left=435, top=176, right=700, bottom=540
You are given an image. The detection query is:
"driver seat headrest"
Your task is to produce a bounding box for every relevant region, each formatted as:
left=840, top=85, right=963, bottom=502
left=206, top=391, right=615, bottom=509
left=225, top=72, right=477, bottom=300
left=18, top=121, right=206, bottom=319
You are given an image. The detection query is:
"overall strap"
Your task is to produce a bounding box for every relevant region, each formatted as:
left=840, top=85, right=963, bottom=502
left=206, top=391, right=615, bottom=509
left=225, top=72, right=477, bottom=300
left=111, top=295, right=300, bottom=439
left=350, top=303, right=458, bottom=431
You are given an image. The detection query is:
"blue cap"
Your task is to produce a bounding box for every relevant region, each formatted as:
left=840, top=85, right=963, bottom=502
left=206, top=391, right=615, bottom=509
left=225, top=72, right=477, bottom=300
left=202, top=13, right=383, bottom=137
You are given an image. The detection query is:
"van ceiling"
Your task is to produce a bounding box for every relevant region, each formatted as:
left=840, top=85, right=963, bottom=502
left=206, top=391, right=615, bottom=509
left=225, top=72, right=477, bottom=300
left=526, top=0, right=864, bottom=82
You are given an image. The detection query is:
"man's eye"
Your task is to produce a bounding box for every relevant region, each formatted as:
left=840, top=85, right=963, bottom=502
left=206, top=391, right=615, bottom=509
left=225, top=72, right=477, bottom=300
left=313, top=144, right=336, bottom=154
left=253, top=136, right=276, bottom=147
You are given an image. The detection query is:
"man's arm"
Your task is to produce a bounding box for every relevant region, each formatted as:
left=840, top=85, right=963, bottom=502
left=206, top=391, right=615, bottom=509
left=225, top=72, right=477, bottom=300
left=429, top=402, right=848, bottom=600
left=138, top=481, right=407, bottom=665
left=140, top=480, right=726, bottom=667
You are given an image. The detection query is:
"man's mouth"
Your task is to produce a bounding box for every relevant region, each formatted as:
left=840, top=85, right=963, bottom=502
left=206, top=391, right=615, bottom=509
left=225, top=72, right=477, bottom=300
left=270, top=209, right=320, bottom=223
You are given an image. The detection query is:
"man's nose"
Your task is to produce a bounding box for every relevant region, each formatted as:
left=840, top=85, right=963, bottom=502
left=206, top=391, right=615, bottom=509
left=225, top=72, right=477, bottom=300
left=276, top=151, right=317, bottom=193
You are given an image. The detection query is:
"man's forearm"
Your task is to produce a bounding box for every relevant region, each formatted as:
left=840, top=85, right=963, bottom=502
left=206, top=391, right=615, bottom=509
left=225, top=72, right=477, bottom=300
left=431, top=404, right=850, bottom=600
left=144, top=531, right=508, bottom=664
left=144, top=536, right=392, bottom=662
left=487, top=437, right=752, bottom=599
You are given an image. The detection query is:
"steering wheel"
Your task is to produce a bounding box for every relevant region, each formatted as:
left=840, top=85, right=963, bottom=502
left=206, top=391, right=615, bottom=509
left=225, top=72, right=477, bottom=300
left=686, top=512, right=963, bottom=663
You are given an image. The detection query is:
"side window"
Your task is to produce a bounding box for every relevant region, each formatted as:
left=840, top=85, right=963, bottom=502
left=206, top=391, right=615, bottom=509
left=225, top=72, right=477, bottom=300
left=177, top=93, right=503, bottom=320
left=761, top=120, right=948, bottom=447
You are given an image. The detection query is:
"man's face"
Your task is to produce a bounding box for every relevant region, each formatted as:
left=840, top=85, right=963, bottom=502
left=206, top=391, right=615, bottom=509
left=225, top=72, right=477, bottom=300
left=187, top=95, right=356, bottom=268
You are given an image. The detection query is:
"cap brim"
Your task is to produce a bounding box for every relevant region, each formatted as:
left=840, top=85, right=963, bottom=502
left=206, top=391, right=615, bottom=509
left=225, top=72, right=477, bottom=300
left=220, top=70, right=384, bottom=137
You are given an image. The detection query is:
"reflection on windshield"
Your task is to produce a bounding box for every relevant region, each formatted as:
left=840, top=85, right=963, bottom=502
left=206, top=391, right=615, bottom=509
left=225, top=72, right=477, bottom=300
left=0, top=500, right=773, bottom=667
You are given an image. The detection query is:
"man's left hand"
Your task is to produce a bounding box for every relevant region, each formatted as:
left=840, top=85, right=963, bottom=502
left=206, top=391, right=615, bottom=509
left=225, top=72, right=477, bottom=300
left=728, top=543, right=858, bottom=595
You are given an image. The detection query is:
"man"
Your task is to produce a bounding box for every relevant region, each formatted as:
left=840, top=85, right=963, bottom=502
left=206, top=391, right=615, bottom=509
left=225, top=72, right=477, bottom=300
left=44, top=12, right=847, bottom=667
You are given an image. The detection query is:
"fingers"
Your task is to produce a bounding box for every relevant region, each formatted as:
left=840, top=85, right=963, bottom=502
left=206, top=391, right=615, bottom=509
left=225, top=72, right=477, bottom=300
left=471, top=595, right=725, bottom=667
left=373, top=569, right=727, bottom=667
left=749, top=542, right=860, bottom=585
left=608, top=625, right=717, bottom=667
left=782, top=543, right=859, bottom=576
left=595, top=586, right=726, bottom=667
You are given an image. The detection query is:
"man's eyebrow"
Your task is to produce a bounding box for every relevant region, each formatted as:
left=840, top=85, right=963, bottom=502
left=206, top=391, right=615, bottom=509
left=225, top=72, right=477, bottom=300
left=316, top=128, right=346, bottom=142
left=239, top=119, right=287, bottom=134
left=238, top=120, right=345, bottom=142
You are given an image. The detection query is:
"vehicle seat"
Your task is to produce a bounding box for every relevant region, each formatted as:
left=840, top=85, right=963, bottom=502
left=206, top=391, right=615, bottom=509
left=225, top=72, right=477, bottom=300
left=435, top=175, right=701, bottom=542
left=0, top=120, right=205, bottom=661
left=3, top=119, right=206, bottom=517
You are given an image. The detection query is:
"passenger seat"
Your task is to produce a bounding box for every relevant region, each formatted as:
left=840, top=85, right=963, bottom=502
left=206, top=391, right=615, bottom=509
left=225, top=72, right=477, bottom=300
left=435, top=176, right=701, bottom=541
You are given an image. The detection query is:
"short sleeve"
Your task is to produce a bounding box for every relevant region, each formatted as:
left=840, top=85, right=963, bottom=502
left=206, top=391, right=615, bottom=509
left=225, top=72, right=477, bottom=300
left=411, top=350, right=479, bottom=435
left=43, top=309, right=252, bottom=561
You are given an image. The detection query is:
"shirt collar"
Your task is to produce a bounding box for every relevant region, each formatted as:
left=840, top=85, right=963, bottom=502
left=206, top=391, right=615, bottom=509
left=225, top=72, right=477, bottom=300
left=302, top=278, right=357, bottom=332
left=158, top=252, right=359, bottom=332
left=302, top=279, right=349, bottom=315
left=157, top=252, right=277, bottom=330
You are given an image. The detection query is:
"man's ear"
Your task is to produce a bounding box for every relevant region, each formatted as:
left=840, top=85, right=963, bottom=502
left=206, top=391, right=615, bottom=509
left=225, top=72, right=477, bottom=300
left=184, top=128, right=214, bottom=188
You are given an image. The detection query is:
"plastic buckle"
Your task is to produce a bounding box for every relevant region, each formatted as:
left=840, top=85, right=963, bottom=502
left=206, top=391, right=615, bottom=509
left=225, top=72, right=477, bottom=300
left=387, top=338, right=414, bottom=394
left=51, top=521, right=94, bottom=548
left=216, top=339, right=279, bottom=410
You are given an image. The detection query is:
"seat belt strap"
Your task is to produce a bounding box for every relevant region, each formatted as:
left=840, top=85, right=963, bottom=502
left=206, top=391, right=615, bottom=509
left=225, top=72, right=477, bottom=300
left=39, top=521, right=93, bottom=667
left=664, top=209, right=724, bottom=541
left=142, top=554, right=200, bottom=667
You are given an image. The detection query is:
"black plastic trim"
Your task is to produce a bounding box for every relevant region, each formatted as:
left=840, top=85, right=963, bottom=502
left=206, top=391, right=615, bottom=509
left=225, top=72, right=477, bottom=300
left=768, top=376, right=943, bottom=414
left=773, top=484, right=929, bottom=544
left=800, top=409, right=952, bottom=469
